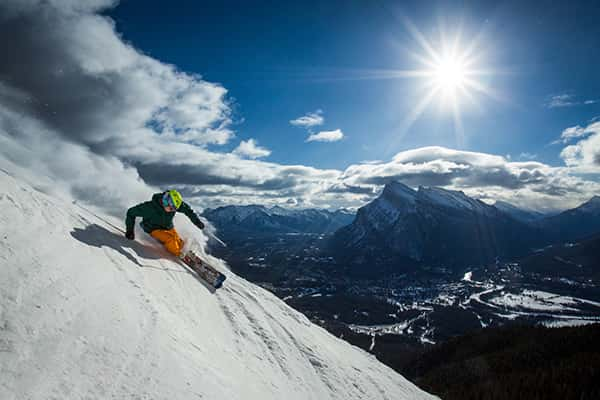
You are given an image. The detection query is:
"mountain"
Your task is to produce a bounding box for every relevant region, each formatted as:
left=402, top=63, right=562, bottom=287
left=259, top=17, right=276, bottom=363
left=203, top=205, right=355, bottom=240
left=539, top=196, right=600, bottom=242
left=518, top=232, right=600, bottom=280
left=0, top=170, right=436, bottom=400
left=331, top=181, right=542, bottom=271
left=493, top=200, right=546, bottom=223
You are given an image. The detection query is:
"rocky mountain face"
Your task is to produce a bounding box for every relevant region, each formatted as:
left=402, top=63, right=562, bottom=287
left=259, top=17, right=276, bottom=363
left=331, top=182, right=545, bottom=271
left=203, top=205, right=355, bottom=240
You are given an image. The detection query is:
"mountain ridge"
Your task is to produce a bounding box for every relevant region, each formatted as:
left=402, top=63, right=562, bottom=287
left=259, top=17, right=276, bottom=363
left=203, top=204, right=355, bottom=239
left=331, top=182, right=547, bottom=271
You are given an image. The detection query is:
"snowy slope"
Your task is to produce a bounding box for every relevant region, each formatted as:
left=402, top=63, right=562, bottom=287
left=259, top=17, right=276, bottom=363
left=493, top=200, right=545, bottom=223
left=417, top=186, right=488, bottom=213
left=0, top=171, right=436, bottom=400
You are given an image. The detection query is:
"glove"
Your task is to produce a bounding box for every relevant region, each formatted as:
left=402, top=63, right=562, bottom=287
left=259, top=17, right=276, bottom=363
left=196, top=220, right=205, bottom=230
left=125, top=230, right=135, bottom=240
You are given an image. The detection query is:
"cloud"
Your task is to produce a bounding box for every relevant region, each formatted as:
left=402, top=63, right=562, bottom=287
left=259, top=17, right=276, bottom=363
left=0, top=106, right=151, bottom=216
left=0, top=0, right=235, bottom=214
left=519, top=152, right=537, bottom=160
left=340, top=146, right=600, bottom=211
left=559, top=122, right=599, bottom=143
left=290, top=110, right=324, bottom=128
left=559, top=121, right=600, bottom=169
left=0, top=3, right=232, bottom=149
left=306, top=129, right=344, bottom=143
left=291, top=110, right=344, bottom=144
left=232, top=139, right=271, bottom=159
left=545, top=93, right=599, bottom=108
left=545, top=94, right=577, bottom=108
left=0, top=1, right=598, bottom=214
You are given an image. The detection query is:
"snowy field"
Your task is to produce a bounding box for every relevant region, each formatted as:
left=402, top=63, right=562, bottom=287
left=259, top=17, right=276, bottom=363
left=470, top=286, right=600, bottom=323
left=0, top=170, right=437, bottom=400
left=488, top=290, right=599, bottom=312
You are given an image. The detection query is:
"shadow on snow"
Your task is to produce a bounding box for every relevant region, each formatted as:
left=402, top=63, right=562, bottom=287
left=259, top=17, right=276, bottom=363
left=70, top=223, right=217, bottom=293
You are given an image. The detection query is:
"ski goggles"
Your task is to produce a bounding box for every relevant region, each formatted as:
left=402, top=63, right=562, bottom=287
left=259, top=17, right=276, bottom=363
left=162, top=192, right=177, bottom=211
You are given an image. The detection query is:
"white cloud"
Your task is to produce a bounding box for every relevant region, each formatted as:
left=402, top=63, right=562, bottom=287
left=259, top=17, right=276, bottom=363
left=559, top=124, right=598, bottom=143
left=559, top=121, right=600, bottom=170
left=290, top=110, right=324, bottom=128
left=519, top=152, right=537, bottom=160
left=306, top=129, right=344, bottom=143
left=0, top=107, right=152, bottom=216
left=545, top=93, right=599, bottom=109
left=340, top=146, right=600, bottom=211
left=0, top=1, right=598, bottom=214
left=545, top=94, right=577, bottom=108
left=232, top=139, right=271, bottom=159
left=0, top=0, right=235, bottom=215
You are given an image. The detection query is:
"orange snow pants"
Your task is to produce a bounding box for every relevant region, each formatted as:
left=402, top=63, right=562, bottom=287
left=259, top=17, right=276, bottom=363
left=150, top=228, right=184, bottom=257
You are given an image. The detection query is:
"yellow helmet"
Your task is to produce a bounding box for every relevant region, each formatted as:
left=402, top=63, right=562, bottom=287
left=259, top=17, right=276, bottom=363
left=167, top=189, right=183, bottom=209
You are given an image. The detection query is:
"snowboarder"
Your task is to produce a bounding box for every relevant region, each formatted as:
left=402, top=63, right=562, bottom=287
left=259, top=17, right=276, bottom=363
left=125, top=189, right=205, bottom=257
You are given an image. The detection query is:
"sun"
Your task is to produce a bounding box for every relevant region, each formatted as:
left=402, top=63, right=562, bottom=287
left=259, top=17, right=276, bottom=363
left=378, top=20, right=501, bottom=148
left=433, top=56, right=467, bottom=93
left=314, top=19, right=500, bottom=150
left=415, top=38, right=484, bottom=109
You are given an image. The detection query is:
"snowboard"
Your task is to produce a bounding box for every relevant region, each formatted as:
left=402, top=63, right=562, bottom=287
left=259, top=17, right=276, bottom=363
left=180, top=250, right=226, bottom=289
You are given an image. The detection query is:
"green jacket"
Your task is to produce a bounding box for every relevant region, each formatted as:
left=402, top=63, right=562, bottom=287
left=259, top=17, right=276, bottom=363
left=125, top=192, right=204, bottom=233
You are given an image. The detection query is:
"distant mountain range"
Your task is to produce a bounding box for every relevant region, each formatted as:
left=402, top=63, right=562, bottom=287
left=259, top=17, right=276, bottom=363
left=538, top=195, right=600, bottom=240
left=202, top=183, right=600, bottom=271
left=331, top=181, right=600, bottom=271
left=202, top=205, right=355, bottom=240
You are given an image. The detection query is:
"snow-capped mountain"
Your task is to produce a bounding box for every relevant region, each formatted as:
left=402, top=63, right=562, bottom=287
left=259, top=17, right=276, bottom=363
left=331, top=181, right=541, bottom=270
left=539, top=195, right=600, bottom=241
left=203, top=205, right=355, bottom=239
left=0, top=170, right=436, bottom=400
left=493, top=200, right=546, bottom=223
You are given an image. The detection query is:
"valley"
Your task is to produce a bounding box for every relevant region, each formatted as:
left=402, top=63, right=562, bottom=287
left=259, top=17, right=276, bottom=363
left=210, top=232, right=600, bottom=347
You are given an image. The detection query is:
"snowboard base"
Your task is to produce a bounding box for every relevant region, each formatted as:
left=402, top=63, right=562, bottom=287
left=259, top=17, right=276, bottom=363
left=180, top=251, right=226, bottom=289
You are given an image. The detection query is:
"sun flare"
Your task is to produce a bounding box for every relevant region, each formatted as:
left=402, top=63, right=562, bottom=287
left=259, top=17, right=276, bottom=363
left=332, top=20, right=500, bottom=151
left=380, top=20, right=501, bottom=148
left=417, top=42, right=482, bottom=109
left=433, top=56, right=467, bottom=93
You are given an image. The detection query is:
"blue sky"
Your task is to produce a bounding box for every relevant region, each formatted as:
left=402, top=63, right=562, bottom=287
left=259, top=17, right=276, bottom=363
left=107, top=0, right=600, bottom=168
left=0, top=0, right=599, bottom=213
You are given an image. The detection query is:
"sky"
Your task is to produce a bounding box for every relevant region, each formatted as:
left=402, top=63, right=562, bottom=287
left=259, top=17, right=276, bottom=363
left=0, top=0, right=599, bottom=215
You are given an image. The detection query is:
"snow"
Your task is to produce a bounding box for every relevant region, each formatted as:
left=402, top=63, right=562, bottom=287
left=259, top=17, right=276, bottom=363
left=433, top=294, right=457, bottom=306
left=417, top=186, right=483, bottom=212
left=349, top=313, right=428, bottom=336
left=361, top=182, right=417, bottom=231
left=0, top=170, right=436, bottom=400
left=493, top=200, right=544, bottom=222
left=541, top=320, right=599, bottom=328
left=488, top=290, right=600, bottom=312
left=383, top=181, right=417, bottom=204
left=371, top=198, right=403, bottom=223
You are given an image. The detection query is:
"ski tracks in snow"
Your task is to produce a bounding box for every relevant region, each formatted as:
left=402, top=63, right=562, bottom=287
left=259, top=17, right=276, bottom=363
left=217, top=281, right=400, bottom=400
